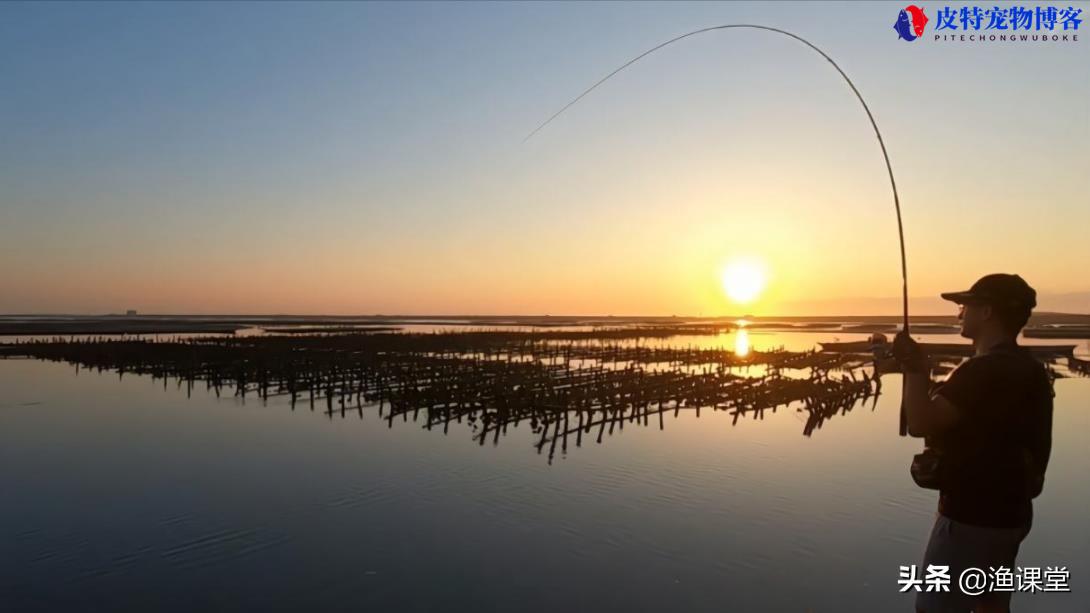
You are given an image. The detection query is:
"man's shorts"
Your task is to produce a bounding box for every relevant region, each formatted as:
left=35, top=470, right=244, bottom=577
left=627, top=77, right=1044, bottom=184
left=916, top=512, right=1031, bottom=612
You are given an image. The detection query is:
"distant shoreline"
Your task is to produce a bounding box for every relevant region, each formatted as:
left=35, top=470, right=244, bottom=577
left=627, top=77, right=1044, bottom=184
left=1, top=312, right=1087, bottom=321
left=0, top=313, right=1088, bottom=338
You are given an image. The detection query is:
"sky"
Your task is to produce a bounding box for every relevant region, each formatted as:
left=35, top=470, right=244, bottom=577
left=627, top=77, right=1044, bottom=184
left=1, top=1, right=1087, bottom=316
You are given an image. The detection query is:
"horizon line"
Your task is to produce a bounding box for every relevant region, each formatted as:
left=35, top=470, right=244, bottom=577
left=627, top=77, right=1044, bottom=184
left=2, top=311, right=1088, bottom=319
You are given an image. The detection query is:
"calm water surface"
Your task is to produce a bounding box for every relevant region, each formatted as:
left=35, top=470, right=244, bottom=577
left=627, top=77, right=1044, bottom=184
left=2, top=331, right=1087, bottom=612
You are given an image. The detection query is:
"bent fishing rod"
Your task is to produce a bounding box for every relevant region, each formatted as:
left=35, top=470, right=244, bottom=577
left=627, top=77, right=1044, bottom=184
left=524, top=24, right=912, bottom=435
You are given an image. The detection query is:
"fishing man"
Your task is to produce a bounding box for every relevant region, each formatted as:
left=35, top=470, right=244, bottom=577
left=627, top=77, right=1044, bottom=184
left=893, top=273, right=1054, bottom=613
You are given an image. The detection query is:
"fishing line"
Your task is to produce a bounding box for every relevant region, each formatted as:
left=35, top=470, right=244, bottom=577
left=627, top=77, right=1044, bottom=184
left=525, top=24, right=911, bottom=434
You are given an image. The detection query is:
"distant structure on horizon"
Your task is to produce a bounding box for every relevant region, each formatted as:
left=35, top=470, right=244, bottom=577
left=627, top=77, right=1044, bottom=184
left=125, top=309, right=137, bottom=317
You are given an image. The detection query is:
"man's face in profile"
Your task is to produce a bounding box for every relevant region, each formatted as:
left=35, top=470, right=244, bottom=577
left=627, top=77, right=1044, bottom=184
left=957, top=302, right=988, bottom=339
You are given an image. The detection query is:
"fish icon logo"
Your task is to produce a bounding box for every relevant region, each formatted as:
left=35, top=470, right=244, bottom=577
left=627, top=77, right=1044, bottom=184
left=894, top=5, right=929, bottom=41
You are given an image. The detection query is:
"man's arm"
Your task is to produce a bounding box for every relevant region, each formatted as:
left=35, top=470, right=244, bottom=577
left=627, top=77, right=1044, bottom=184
left=893, top=331, right=962, bottom=437
left=1035, top=384, right=1054, bottom=474
left=1026, top=368, right=1054, bottom=496
left=903, top=370, right=960, bottom=437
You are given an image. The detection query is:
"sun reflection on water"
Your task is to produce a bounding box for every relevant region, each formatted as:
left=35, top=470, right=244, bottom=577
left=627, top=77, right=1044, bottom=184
left=734, top=326, right=750, bottom=358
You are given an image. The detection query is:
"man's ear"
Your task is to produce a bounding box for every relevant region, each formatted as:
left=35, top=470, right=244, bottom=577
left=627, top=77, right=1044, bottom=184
left=980, top=303, right=995, bottom=323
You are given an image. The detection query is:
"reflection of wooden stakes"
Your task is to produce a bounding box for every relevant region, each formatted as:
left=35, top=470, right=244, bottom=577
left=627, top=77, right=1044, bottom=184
left=1068, top=356, right=1090, bottom=377
left=1, top=330, right=935, bottom=459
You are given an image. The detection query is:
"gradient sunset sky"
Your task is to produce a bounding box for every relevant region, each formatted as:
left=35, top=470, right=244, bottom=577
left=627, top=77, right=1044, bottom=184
left=2, top=2, right=1087, bottom=316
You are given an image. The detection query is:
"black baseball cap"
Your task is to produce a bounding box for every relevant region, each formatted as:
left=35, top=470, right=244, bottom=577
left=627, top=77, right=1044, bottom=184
left=940, top=273, right=1037, bottom=309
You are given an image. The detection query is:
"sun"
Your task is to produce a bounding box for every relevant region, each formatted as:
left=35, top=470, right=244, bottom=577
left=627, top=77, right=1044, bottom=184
left=720, top=259, right=767, bottom=304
